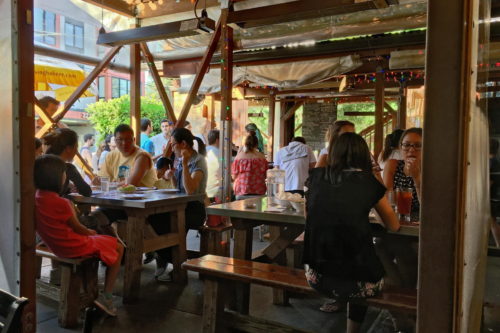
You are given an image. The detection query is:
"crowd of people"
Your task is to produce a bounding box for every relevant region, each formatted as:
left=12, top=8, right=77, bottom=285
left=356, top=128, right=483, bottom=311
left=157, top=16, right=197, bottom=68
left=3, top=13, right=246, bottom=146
left=34, top=102, right=424, bottom=329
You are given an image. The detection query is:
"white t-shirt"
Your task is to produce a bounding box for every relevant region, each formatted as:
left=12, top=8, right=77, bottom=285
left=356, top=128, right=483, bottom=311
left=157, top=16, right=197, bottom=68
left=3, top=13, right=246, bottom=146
left=319, top=146, right=328, bottom=157
left=206, top=145, right=221, bottom=198
left=275, top=141, right=317, bottom=192
left=150, top=134, right=169, bottom=156
left=378, top=149, right=402, bottom=171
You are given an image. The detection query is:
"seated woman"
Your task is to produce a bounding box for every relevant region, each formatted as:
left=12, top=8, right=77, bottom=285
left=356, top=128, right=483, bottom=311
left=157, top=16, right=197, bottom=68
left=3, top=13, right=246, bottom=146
left=150, top=128, right=208, bottom=282
left=377, top=128, right=422, bottom=292
left=383, top=127, right=422, bottom=219
left=34, top=155, right=124, bottom=316
left=232, top=131, right=268, bottom=200
left=42, top=128, right=92, bottom=197
left=316, top=120, right=355, bottom=166
left=378, top=129, right=404, bottom=174
left=304, top=132, right=399, bottom=333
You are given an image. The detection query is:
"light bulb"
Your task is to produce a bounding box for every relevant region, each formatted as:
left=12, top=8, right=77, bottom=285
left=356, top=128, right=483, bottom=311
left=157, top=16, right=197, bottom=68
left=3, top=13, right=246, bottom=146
left=158, top=0, right=164, bottom=4
left=137, top=2, right=145, bottom=11
left=149, top=1, right=157, bottom=10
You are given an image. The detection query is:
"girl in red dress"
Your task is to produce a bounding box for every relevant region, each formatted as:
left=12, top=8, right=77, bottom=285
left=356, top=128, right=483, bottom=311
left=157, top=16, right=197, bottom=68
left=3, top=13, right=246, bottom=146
left=34, top=155, right=124, bottom=316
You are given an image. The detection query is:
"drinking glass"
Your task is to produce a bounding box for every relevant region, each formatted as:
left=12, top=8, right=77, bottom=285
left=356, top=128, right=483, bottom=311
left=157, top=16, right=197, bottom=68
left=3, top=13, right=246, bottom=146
left=396, top=188, right=412, bottom=222
left=100, top=177, right=110, bottom=192
left=387, top=190, right=397, bottom=212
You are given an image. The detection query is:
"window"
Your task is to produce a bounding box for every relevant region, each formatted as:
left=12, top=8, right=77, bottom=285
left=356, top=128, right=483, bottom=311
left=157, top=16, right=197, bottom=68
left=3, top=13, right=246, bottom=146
left=64, top=18, right=84, bottom=52
left=34, top=8, right=56, bottom=45
left=98, top=77, right=106, bottom=100
left=111, top=78, right=130, bottom=98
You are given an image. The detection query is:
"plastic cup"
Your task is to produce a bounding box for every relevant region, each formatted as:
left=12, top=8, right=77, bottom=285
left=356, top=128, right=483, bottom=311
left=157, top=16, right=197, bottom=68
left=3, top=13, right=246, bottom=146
left=100, top=177, right=110, bottom=192
left=396, top=188, right=412, bottom=222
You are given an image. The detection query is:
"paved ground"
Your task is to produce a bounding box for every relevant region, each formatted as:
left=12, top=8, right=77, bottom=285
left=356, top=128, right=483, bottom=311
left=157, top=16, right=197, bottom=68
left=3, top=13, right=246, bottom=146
left=36, top=229, right=500, bottom=333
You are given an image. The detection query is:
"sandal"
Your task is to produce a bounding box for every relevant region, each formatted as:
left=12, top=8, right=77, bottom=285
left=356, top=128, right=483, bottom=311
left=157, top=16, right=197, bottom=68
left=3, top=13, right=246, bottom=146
left=319, top=300, right=345, bottom=313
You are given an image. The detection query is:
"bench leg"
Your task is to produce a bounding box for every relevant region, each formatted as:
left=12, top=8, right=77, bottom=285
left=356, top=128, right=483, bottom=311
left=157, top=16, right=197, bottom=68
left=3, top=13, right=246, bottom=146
left=59, top=265, right=81, bottom=328
left=81, top=260, right=99, bottom=306
left=202, top=279, right=226, bottom=333
left=35, top=256, right=42, bottom=279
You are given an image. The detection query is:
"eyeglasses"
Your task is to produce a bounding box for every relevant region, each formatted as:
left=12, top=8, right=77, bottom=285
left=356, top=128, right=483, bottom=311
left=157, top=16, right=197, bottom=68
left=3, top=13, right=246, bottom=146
left=401, top=142, right=422, bottom=151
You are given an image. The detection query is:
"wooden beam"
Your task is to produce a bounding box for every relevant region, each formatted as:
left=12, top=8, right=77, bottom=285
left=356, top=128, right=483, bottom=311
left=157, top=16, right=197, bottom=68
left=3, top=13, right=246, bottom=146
left=220, top=9, right=233, bottom=203
left=344, top=111, right=390, bottom=116
left=227, top=0, right=378, bottom=28
left=137, top=0, right=220, bottom=19
left=34, top=44, right=130, bottom=74
left=268, top=92, right=276, bottom=162
left=418, top=0, right=482, bottom=330
left=81, top=0, right=135, bottom=17
left=52, top=46, right=123, bottom=124
left=97, top=18, right=216, bottom=46
left=130, top=40, right=141, bottom=144
left=140, top=42, right=176, bottom=122
left=16, top=0, right=36, bottom=329
left=175, top=18, right=223, bottom=128
left=374, top=70, right=384, bottom=157
left=397, top=82, right=407, bottom=129
left=281, top=101, right=304, bottom=121
left=34, top=98, right=95, bottom=178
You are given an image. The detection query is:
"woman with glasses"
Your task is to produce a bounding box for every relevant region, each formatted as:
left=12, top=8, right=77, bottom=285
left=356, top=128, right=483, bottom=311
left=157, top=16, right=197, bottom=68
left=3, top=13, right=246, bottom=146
left=383, top=127, right=423, bottom=218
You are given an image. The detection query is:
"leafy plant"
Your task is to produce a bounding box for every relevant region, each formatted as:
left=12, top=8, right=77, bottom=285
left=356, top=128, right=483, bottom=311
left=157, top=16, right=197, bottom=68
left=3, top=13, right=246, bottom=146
left=86, top=94, right=169, bottom=141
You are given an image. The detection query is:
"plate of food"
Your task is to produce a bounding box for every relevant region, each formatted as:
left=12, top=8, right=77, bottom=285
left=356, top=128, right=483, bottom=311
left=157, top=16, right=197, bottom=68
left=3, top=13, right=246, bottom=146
left=118, top=184, right=136, bottom=193
left=121, top=194, right=144, bottom=200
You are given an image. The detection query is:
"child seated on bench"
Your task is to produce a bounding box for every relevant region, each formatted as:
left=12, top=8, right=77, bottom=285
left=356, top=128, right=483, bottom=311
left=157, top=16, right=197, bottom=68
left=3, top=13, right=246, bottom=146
left=303, top=133, right=400, bottom=333
left=34, top=155, right=124, bottom=317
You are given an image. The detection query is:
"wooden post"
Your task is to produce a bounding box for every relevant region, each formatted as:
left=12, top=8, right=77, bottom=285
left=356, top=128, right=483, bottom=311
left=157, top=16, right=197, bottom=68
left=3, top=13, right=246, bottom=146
left=16, top=0, right=36, bottom=331
left=418, top=0, right=486, bottom=331
left=220, top=8, right=233, bottom=203
left=130, top=23, right=141, bottom=144
left=140, top=42, right=176, bottom=122
left=268, top=92, right=275, bottom=162
left=397, top=82, right=407, bottom=129
left=374, top=70, right=385, bottom=157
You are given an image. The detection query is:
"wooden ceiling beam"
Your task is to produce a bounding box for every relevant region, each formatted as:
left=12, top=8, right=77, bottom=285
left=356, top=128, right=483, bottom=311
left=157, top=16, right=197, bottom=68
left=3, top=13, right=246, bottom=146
left=81, top=0, right=135, bottom=17
left=97, top=18, right=216, bottom=46
left=227, top=0, right=378, bottom=28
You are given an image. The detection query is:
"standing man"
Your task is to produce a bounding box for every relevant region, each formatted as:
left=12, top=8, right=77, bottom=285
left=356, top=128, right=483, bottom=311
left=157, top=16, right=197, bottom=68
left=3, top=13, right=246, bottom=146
left=274, top=137, right=316, bottom=196
left=36, top=96, right=60, bottom=131
left=206, top=130, right=221, bottom=201
left=80, top=133, right=95, bottom=167
left=151, top=119, right=172, bottom=160
left=140, top=118, right=155, bottom=156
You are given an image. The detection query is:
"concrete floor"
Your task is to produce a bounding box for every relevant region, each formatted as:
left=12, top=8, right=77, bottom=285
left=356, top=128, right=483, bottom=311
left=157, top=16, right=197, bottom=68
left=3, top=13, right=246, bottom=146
left=35, top=230, right=500, bottom=333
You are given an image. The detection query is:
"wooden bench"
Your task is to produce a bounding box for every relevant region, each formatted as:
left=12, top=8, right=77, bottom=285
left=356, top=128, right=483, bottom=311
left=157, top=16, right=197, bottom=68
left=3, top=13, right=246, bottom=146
left=183, top=255, right=316, bottom=333
left=36, top=245, right=98, bottom=328
left=199, top=223, right=232, bottom=257
left=183, top=255, right=417, bottom=333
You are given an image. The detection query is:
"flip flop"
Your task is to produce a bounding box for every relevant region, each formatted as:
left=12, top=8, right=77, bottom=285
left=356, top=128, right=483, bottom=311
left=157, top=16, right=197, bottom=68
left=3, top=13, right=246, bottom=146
left=319, top=300, right=345, bottom=313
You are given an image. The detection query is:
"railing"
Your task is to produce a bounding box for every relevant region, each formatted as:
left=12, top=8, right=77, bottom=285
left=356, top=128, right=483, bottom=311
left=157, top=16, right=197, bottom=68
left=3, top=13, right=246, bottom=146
left=359, top=115, right=393, bottom=154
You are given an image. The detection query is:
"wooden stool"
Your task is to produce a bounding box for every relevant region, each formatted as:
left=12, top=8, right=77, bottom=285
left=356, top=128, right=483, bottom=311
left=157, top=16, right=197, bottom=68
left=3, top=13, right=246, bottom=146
left=199, top=223, right=232, bottom=257
left=36, top=245, right=98, bottom=328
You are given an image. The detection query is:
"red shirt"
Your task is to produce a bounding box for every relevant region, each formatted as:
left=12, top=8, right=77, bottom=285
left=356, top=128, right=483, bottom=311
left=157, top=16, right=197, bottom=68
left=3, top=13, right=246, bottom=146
left=231, top=158, right=268, bottom=196
left=35, top=190, right=90, bottom=258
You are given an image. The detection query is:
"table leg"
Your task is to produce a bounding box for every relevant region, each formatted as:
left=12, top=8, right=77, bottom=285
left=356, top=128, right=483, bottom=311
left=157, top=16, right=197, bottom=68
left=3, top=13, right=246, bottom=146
left=171, top=206, right=187, bottom=284
left=230, top=218, right=254, bottom=314
left=123, top=210, right=146, bottom=303
left=269, top=226, right=289, bottom=305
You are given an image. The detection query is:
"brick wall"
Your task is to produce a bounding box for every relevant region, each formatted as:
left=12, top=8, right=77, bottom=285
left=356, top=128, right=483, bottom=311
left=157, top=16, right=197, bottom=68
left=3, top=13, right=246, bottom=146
left=302, top=102, right=337, bottom=152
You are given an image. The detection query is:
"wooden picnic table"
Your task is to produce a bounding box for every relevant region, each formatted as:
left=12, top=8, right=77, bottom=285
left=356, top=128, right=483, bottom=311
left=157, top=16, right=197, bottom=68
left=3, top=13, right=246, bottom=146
left=71, top=189, right=204, bottom=303
left=206, top=196, right=420, bottom=311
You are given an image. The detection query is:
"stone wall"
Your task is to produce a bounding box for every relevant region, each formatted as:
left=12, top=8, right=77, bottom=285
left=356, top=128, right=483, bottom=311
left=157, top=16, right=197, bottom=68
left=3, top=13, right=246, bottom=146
left=302, top=102, right=337, bottom=152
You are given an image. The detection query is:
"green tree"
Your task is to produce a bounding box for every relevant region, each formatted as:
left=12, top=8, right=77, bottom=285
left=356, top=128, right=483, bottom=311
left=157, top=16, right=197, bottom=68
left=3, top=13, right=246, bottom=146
left=86, top=94, right=170, bottom=141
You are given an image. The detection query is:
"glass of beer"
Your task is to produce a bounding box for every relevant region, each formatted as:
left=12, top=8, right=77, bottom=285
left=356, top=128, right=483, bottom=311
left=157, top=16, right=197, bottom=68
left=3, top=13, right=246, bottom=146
left=396, top=188, right=412, bottom=222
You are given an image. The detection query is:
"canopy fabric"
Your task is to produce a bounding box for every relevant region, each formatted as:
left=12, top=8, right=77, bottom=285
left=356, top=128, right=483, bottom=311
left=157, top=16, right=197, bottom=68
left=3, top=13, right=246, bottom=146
left=145, top=1, right=427, bottom=62
left=179, top=55, right=362, bottom=93
left=34, top=56, right=95, bottom=100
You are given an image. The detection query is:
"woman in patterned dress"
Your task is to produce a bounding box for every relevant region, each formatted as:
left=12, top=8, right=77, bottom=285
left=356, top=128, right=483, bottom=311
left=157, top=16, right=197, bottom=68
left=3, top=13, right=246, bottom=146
left=232, top=131, right=268, bottom=200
